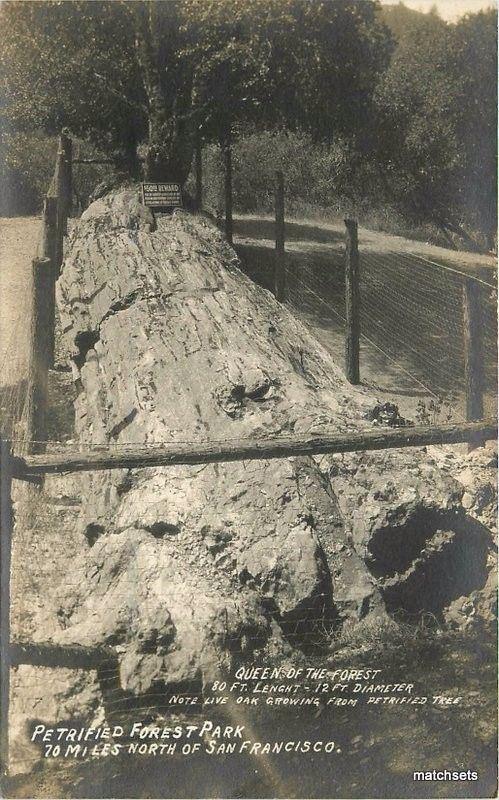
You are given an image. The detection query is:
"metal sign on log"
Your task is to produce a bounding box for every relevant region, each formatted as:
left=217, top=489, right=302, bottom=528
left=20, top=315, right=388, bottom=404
left=141, top=182, right=183, bottom=211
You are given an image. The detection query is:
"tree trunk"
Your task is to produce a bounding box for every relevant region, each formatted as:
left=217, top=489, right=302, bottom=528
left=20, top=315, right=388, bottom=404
left=54, top=188, right=385, bottom=695
left=144, top=106, right=194, bottom=183
left=113, top=125, right=142, bottom=178
left=133, top=2, right=194, bottom=185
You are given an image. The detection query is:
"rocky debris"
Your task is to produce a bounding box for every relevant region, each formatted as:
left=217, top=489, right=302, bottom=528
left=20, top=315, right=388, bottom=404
left=51, top=187, right=387, bottom=696
left=292, top=459, right=386, bottom=626
left=428, top=441, right=497, bottom=628
left=443, top=563, right=497, bottom=630
left=56, top=528, right=278, bottom=694
left=364, top=401, right=412, bottom=428
left=428, top=441, right=497, bottom=534
left=326, top=447, right=496, bottom=622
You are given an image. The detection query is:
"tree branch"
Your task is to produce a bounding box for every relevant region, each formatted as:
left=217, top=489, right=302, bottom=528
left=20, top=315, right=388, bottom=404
left=92, top=71, right=148, bottom=114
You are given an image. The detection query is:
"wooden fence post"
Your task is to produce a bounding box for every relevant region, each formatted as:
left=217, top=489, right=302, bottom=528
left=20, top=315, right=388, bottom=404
left=345, top=219, right=360, bottom=384
left=222, top=138, right=233, bottom=245
left=195, top=138, right=203, bottom=211
left=40, top=196, right=58, bottom=266
left=39, top=197, right=58, bottom=367
left=274, top=170, right=286, bottom=302
left=0, top=438, right=13, bottom=777
left=463, top=277, right=484, bottom=449
left=53, top=133, right=72, bottom=272
left=11, top=419, right=497, bottom=477
left=58, top=132, right=72, bottom=223
left=25, top=258, right=52, bottom=453
left=52, top=178, right=64, bottom=275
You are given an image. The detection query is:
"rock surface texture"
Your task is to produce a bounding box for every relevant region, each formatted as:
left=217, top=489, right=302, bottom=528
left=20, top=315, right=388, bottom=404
left=53, top=189, right=386, bottom=695
left=327, top=445, right=496, bottom=625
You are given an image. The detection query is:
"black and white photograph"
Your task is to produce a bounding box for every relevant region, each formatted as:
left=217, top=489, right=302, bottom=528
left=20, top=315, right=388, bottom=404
left=0, top=0, right=497, bottom=797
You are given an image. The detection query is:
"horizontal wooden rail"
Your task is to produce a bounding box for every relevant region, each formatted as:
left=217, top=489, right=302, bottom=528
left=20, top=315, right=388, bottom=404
left=73, top=158, right=114, bottom=164
left=11, top=419, right=496, bottom=478
left=10, top=641, right=118, bottom=671
left=73, top=157, right=146, bottom=164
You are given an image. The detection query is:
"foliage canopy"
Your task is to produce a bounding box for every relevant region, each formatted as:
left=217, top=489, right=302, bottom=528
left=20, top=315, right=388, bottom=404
left=375, top=7, right=497, bottom=245
left=0, top=0, right=392, bottom=181
left=0, top=0, right=496, bottom=246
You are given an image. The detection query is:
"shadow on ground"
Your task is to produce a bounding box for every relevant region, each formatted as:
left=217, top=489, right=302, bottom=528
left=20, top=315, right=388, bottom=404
left=235, top=217, right=344, bottom=246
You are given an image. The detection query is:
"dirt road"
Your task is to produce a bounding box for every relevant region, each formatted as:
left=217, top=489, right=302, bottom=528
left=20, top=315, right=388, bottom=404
left=0, top=217, right=40, bottom=387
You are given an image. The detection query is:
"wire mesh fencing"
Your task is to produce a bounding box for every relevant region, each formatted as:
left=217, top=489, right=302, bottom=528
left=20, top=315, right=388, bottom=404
left=285, top=228, right=497, bottom=421
left=0, top=302, right=31, bottom=443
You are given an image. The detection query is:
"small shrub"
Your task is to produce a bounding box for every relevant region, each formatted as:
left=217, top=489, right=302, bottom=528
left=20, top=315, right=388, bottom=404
left=0, top=129, right=125, bottom=216
left=195, top=128, right=493, bottom=249
left=415, top=396, right=456, bottom=425
left=328, top=614, right=447, bottom=668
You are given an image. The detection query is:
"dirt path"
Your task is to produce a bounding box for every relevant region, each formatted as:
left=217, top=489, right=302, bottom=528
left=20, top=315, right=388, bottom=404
left=0, top=216, right=40, bottom=387
left=234, top=214, right=497, bottom=422
left=234, top=213, right=497, bottom=274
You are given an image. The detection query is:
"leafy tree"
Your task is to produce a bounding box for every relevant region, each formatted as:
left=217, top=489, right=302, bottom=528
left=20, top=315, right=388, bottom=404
left=0, top=0, right=391, bottom=186
left=183, top=0, right=392, bottom=145
left=452, top=10, right=497, bottom=248
left=0, top=2, right=145, bottom=173
left=374, top=11, right=457, bottom=222
left=373, top=7, right=497, bottom=247
left=269, top=0, right=393, bottom=150
left=0, top=130, right=57, bottom=215
left=380, top=1, right=440, bottom=40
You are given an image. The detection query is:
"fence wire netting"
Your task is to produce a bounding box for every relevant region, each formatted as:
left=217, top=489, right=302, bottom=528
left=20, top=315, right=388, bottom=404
left=0, top=306, right=30, bottom=443
left=2, top=208, right=497, bottom=453
left=286, top=232, right=497, bottom=422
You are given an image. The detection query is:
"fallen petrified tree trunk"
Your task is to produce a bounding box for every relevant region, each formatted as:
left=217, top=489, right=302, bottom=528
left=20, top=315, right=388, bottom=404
left=51, top=188, right=389, bottom=694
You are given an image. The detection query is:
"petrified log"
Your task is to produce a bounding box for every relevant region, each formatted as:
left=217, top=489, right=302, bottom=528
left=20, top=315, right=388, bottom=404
left=54, top=188, right=386, bottom=695
left=327, top=445, right=496, bottom=625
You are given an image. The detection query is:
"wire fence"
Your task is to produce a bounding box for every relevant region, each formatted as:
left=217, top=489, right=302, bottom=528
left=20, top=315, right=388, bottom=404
left=0, top=308, right=31, bottom=444
left=2, top=223, right=496, bottom=446
left=285, top=235, right=497, bottom=421
left=200, top=151, right=498, bottom=421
